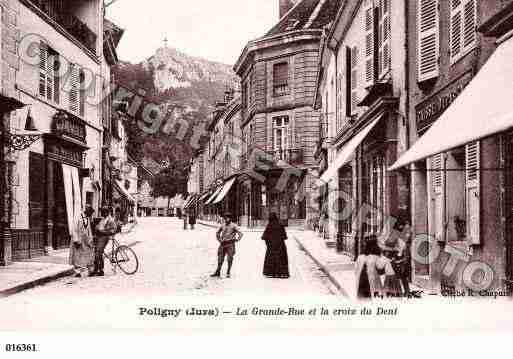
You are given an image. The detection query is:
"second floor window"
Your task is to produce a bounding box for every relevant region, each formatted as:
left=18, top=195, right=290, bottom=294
left=450, top=0, right=476, bottom=63
left=273, top=62, right=289, bottom=96
left=39, top=42, right=60, bottom=104
left=68, top=63, right=86, bottom=117
left=273, top=116, right=290, bottom=160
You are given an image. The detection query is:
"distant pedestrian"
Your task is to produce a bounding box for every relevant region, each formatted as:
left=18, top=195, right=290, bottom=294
left=70, top=205, right=95, bottom=278
left=183, top=213, right=188, bottom=230
left=262, top=213, right=289, bottom=278
left=189, top=211, right=196, bottom=230
left=91, top=206, right=117, bottom=277
left=211, top=213, right=243, bottom=278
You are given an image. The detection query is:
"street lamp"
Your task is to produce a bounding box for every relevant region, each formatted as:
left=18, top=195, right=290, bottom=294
left=1, top=101, right=40, bottom=266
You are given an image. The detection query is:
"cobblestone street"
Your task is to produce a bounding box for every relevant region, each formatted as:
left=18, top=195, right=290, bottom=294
left=2, top=218, right=334, bottom=301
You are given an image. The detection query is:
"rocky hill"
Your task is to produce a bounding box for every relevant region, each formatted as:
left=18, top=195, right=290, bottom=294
left=146, top=46, right=237, bottom=91
left=112, top=46, right=238, bottom=169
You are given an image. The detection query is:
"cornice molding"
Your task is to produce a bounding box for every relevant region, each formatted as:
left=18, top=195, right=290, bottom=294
left=234, top=29, right=322, bottom=75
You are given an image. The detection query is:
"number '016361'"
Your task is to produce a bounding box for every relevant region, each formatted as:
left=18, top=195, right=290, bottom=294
left=5, top=344, right=37, bottom=352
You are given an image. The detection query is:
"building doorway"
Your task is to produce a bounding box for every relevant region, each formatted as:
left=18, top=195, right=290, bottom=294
left=52, top=162, right=70, bottom=249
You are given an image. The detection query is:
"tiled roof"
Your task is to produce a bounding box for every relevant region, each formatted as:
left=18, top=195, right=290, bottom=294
left=265, top=0, right=341, bottom=37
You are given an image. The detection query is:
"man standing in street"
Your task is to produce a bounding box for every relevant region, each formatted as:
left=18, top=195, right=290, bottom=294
left=91, top=206, right=117, bottom=277
left=211, top=213, right=243, bottom=278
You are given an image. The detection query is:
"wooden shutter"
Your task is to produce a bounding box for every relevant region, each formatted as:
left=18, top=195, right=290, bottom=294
left=465, top=141, right=480, bottom=244
left=68, top=63, right=80, bottom=114
left=79, top=69, right=85, bottom=117
left=378, top=0, right=391, bottom=78
left=431, top=154, right=445, bottom=242
left=450, top=0, right=463, bottom=61
left=350, top=46, right=358, bottom=114
left=462, top=0, right=476, bottom=53
left=418, top=0, right=439, bottom=81
left=364, top=0, right=374, bottom=87
left=39, top=42, right=48, bottom=98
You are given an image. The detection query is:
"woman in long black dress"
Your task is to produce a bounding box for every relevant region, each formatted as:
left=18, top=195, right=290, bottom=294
left=262, top=213, right=290, bottom=278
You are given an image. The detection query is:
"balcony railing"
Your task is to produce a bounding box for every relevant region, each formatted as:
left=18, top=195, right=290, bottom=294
left=271, top=148, right=303, bottom=165
left=31, top=1, right=97, bottom=55
left=51, top=110, right=86, bottom=143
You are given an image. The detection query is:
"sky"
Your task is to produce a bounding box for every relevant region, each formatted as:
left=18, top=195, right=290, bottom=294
left=106, top=0, right=279, bottom=65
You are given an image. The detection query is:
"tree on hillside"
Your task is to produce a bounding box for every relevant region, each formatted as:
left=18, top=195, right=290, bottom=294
left=151, top=162, right=190, bottom=209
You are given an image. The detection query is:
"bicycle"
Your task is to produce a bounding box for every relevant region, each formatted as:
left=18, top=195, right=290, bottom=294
left=103, top=236, right=139, bottom=275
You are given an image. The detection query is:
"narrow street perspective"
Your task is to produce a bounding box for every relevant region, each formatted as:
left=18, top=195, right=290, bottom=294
left=2, top=218, right=335, bottom=301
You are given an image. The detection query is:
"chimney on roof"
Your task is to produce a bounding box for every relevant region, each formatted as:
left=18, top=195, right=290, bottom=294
left=280, top=0, right=296, bottom=19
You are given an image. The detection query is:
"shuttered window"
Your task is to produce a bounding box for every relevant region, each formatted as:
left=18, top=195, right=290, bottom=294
left=450, top=0, right=476, bottom=63
left=273, top=62, right=289, bottom=96
left=465, top=141, right=480, bottom=244
left=39, top=42, right=60, bottom=103
left=364, top=0, right=375, bottom=87
left=79, top=69, right=86, bottom=117
left=430, top=153, right=445, bottom=242
left=418, top=0, right=439, bottom=81
left=378, top=0, right=391, bottom=78
left=350, top=46, right=359, bottom=115
left=68, top=63, right=84, bottom=116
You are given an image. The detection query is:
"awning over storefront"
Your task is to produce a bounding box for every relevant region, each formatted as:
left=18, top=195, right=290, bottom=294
left=198, top=191, right=211, bottom=202
left=182, top=195, right=194, bottom=209
left=389, top=35, right=513, bottom=170
left=319, top=116, right=382, bottom=183
left=114, top=180, right=135, bottom=203
left=184, top=194, right=199, bottom=210
left=212, top=177, right=237, bottom=204
left=204, top=185, right=224, bottom=205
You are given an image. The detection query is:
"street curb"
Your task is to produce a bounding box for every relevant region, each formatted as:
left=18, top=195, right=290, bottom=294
left=0, top=241, right=141, bottom=298
left=292, top=234, right=351, bottom=298
left=0, top=267, right=75, bottom=298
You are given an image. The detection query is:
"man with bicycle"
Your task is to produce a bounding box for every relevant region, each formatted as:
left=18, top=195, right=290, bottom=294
left=91, top=206, right=118, bottom=277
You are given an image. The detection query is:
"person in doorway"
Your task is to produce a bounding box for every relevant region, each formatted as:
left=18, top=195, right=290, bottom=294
left=262, top=213, right=290, bottom=278
left=70, top=205, right=95, bottom=278
left=211, top=213, right=243, bottom=278
left=390, top=216, right=412, bottom=295
left=189, top=211, right=196, bottom=230
left=91, top=206, right=117, bottom=277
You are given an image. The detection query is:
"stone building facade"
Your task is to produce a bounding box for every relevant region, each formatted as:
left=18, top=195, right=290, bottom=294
left=1, top=0, right=119, bottom=263
left=315, top=0, right=409, bottom=257
left=234, top=0, right=341, bottom=228
left=403, top=0, right=513, bottom=293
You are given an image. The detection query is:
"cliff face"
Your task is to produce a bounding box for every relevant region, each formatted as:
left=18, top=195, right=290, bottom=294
left=146, top=46, right=237, bottom=91
left=113, top=46, right=237, bottom=170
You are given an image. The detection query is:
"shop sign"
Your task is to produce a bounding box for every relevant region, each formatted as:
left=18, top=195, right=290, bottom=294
left=415, top=72, right=473, bottom=133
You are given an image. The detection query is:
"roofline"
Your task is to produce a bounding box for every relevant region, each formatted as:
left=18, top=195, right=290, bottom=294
left=326, top=0, right=361, bottom=51
left=265, top=0, right=308, bottom=36
left=234, top=29, right=323, bottom=75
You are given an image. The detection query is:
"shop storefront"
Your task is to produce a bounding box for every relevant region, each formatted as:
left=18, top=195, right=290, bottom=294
left=12, top=111, right=90, bottom=260
left=390, top=32, right=513, bottom=291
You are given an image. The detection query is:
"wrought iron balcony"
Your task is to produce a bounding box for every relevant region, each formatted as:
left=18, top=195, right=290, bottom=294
left=30, top=1, right=97, bottom=55
left=51, top=110, right=86, bottom=143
